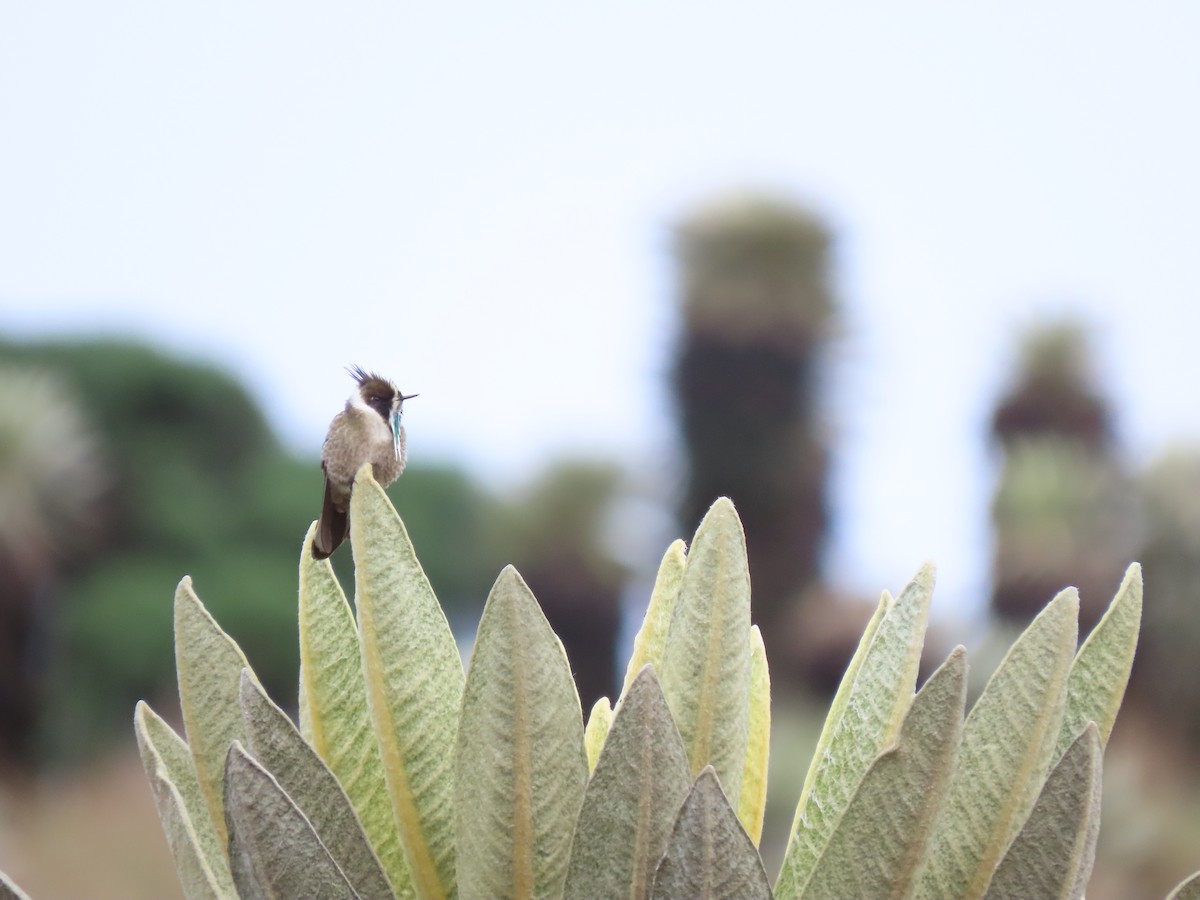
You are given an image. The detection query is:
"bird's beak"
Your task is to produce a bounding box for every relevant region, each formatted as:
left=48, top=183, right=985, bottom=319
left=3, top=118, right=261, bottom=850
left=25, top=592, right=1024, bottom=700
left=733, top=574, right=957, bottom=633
left=392, top=393, right=415, bottom=459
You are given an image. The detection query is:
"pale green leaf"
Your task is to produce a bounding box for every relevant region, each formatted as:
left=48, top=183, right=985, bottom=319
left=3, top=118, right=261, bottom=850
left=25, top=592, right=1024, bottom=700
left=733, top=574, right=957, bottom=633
left=0, top=871, right=31, bottom=900
left=223, top=742, right=360, bottom=900
left=620, top=539, right=686, bottom=700
left=985, top=723, right=1102, bottom=900
left=804, top=647, right=966, bottom=900
left=1057, top=563, right=1142, bottom=757
left=738, top=625, right=770, bottom=845
left=915, top=588, right=1079, bottom=900
left=174, top=576, right=261, bottom=849
left=455, top=566, right=588, bottom=900
left=351, top=467, right=464, bottom=900
left=658, top=499, right=752, bottom=806
left=1166, top=871, right=1200, bottom=900
left=583, top=695, right=613, bottom=773
left=238, top=671, right=395, bottom=900
left=134, top=701, right=235, bottom=900
left=650, top=767, right=772, bottom=900
left=776, top=563, right=933, bottom=899
left=299, top=521, right=413, bottom=898
left=563, top=666, right=692, bottom=900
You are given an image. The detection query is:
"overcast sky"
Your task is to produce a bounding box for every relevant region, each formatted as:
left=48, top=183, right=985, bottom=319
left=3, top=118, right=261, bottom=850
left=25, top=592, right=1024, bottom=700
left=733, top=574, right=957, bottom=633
left=2, top=2, right=1197, bottom=616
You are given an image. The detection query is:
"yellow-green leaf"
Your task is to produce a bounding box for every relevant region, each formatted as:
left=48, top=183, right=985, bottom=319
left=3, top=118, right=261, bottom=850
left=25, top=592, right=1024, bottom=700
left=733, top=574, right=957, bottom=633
left=299, top=521, right=412, bottom=897
left=620, top=539, right=686, bottom=700
left=1166, top=871, right=1200, bottom=900
left=352, top=467, right=464, bottom=900
left=803, top=647, right=966, bottom=900
left=0, top=871, right=32, bottom=900
left=650, top=767, right=772, bottom=900
left=776, top=563, right=933, bottom=899
left=985, top=723, right=1102, bottom=900
left=174, top=576, right=261, bottom=849
left=738, top=625, right=770, bottom=845
left=455, top=566, right=588, bottom=900
left=564, top=666, right=692, bottom=900
left=584, top=696, right=613, bottom=773
left=223, top=742, right=359, bottom=900
left=915, top=588, right=1079, bottom=900
left=134, top=701, right=235, bottom=900
left=1057, top=563, right=1142, bottom=757
left=238, top=671, right=395, bottom=900
left=658, top=499, right=752, bottom=806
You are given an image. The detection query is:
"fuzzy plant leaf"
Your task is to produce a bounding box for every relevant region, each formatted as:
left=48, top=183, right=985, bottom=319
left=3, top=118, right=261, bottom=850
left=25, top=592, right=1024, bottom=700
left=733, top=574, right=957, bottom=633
left=650, top=767, right=772, bottom=900
left=984, top=723, right=1102, bottom=900
left=1056, top=563, right=1142, bottom=758
left=134, top=701, right=235, bottom=900
left=914, top=588, right=1079, bottom=900
left=776, top=563, right=934, bottom=900
left=1166, top=871, right=1200, bottom=900
left=174, top=576, right=262, bottom=850
left=0, top=871, right=31, bottom=900
left=351, top=466, right=464, bottom=900
left=563, top=665, right=692, bottom=900
left=238, top=671, right=396, bottom=900
left=621, top=538, right=686, bottom=699
left=803, top=647, right=967, bottom=900
left=298, top=521, right=412, bottom=898
left=658, top=499, right=752, bottom=806
left=583, top=695, right=613, bottom=773
left=455, top=566, right=588, bottom=900
left=738, top=624, right=771, bottom=845
left=223, top=741, right=360, bottom=900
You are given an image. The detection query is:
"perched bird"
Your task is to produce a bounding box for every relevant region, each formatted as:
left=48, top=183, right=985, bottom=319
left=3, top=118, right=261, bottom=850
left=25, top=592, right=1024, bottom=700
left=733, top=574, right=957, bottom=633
left=312, top=366, right=417, bottom=559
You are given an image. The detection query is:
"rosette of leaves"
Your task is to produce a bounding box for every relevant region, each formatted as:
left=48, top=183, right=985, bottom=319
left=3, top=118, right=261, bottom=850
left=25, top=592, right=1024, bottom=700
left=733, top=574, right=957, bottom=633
left=2, top=466, right=1195, bottom=900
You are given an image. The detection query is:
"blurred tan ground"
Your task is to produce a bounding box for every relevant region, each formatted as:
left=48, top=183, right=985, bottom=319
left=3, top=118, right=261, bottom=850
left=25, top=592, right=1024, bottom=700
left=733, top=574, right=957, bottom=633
left=0, top=749, right=183, bottom=900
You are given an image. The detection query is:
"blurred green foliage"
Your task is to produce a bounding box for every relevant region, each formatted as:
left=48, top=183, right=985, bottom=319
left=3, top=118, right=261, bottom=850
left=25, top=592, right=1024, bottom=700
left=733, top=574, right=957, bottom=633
left=0, top=338, right=520, bottom=764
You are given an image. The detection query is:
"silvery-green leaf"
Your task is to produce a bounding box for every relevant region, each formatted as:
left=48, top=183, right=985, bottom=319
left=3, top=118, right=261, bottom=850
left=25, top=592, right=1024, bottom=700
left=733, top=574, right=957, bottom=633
left=174, top=576, right=262, bottom=848
left=238, top=671, right=395, bottom=900
left=0, top=871, right=31, bottom=900
left=563, top=666, right=691, bottom=900
left=650, top=767, right=772, bottom=900
left=777, top=563, right=933, bottom=899
left=985, top=723, right=1102, bottom=900
left=915, top=588, right=1079, bottom=900
left=1166, top=871, right=1200, bottom=900
left=299, top=521, right=413, bottom=898
left=223, top=741, right=360, bottom=900
left=351, top=467, right=464, bottom=900
left=620, top=539, right=686, bottom=700
left=803, top=647, right=966, bottom=900
left=1057, top=563, right=1142, bottom=757
left=455, top=566, right=588, bottom=900
left=738, top=625, right=770, bottom=845
left=658, top=499, right=752, bottom=806
left=134, top=700, right=235, bottom=899
left=583, top=695, right=613, bottom=773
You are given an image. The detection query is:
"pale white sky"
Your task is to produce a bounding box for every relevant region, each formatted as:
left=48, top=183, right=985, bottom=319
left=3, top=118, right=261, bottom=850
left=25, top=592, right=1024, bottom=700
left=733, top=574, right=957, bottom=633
left=2, top=2, right=1197, bottom=615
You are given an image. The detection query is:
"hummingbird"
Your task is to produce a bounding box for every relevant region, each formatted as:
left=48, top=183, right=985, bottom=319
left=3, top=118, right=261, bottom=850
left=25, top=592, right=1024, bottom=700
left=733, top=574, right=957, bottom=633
left=311, top=366, right=417, bottom=559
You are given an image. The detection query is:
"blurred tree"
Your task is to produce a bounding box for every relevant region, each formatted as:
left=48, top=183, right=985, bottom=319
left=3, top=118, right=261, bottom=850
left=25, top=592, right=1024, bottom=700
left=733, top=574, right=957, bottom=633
left=0, top=366, right=106, bottom=764
left=1132, top=450, right=1200, bottom=741
left=987, top=322, right=1136, bottom=630
left=671, top=193, right=836, bottom=673
left=0, top=338, right=312, bottom=761
left=0, top=338, right=515, bottom=764
left=497, top=461, right=626, bottom=709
